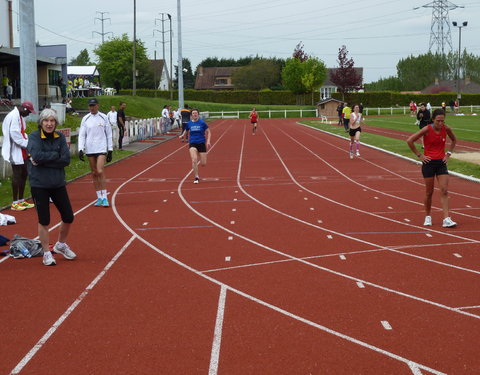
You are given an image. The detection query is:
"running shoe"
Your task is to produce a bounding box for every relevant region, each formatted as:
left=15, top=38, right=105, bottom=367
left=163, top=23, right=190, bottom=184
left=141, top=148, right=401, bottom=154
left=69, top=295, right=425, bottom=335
left=356, top=151, right=360, bottom=157
left=53, top=242, right=77, bottom=259
left=43, top=251, right=56, bottom=266
left=442, top=217, right=457, bottom=228
left=349, top=152, right=353, bottom=159
left=94, top=198, right=103, bottom=207
left=102, top=198, right=110, bottom=207
left=11, top=203, right=27, bottom=211
left=19, top=201, right=35, bottom=209
left=423, top=216, right=432, bottom=226
left=194, top=177, right=199, bottom=184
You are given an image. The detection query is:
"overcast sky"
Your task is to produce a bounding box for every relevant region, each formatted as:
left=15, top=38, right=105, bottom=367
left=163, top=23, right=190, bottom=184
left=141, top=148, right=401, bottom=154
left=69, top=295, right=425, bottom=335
left=13, top=0, right=480, bottom=83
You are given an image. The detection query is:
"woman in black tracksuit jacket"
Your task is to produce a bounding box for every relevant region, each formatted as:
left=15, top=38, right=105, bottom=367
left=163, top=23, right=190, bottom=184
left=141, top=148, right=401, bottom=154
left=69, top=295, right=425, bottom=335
left=27, top=108, right=77, bottom=266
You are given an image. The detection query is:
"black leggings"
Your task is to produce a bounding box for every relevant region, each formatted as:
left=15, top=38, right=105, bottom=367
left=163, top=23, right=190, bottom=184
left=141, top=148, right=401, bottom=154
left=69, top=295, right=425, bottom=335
left=11, top=163, right=28, bottom=201
left=31, top=186, right=74, bottom=226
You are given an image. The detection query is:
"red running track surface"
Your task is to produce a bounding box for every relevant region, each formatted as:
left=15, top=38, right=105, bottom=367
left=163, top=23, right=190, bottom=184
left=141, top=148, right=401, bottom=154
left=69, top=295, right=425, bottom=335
left=1, top=118, right=479, bottom=374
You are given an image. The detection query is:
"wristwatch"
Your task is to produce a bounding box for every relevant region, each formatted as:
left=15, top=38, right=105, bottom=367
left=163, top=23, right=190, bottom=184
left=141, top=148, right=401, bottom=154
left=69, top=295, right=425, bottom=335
left=446, top=151, right=452, bottom=155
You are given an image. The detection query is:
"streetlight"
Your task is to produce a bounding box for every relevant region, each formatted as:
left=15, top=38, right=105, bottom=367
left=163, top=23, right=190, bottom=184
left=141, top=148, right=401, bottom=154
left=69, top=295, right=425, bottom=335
left=452, top=21, right=468, bottom=101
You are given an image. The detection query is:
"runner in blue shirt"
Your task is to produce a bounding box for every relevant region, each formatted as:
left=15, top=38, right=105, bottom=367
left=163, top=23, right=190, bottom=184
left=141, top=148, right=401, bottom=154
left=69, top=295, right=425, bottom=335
left=179, top=109, right=211, bottom=184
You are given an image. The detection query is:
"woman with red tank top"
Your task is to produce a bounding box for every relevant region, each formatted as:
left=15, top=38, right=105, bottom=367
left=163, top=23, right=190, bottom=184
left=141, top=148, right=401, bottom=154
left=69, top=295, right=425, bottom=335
left=407, top=109, right=457, bottom=228
left=249, top=108, right=258, bottom=135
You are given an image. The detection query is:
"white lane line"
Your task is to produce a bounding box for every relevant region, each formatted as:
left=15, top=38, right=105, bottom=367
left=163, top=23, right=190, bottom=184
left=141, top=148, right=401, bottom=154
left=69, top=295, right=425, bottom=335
left=103, top=125, right=447, bottom=375
left=408, top=361, right=424, bottom=375
left=453, top=253, right=462, bottom=258
left=456, top=304, right=480, bottom=310
left=381, top=321, right=393, bottom=330
left=208, top=285, right=228, bottom=375
left=356, top=282, right=365, bottom=289
left=10, top=236, right=136, bottom=375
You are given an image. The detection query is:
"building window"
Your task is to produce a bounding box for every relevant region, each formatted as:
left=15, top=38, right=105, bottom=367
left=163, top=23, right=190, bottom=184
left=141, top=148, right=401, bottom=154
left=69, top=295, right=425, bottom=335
left=48, top=70, right=61, bottom=85
left=214, top=78, right=228, bottom=86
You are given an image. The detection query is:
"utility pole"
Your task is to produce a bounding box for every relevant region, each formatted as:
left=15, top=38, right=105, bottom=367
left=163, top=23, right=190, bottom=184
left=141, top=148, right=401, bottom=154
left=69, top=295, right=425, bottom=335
left=19, top=0, right=38, bottom=120
left=93, top=12, right=113, bottom=43
left=154, top=13, right=172, bottom=92
left=177, top=0, right=184, bottom=109
left=132, top=0, right=136, bottom=96
left=415, top=0, right=463, bottom=55
left=168, top=14, right=173, bottom=100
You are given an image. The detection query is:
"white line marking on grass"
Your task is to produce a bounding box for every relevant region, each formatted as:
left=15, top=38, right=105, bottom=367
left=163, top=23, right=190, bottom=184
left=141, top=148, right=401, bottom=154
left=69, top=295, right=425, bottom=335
left=9, top=236, right=136, bottom=375
left=208, top=286, right=227, bottom=375
left=381, top=321, right=393, bottom=330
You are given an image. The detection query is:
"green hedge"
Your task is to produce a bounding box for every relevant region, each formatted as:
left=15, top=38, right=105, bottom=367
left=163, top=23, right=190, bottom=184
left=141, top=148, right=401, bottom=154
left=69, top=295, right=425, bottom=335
left=119, top=89, right=298, bottom=105
left=332, top=92, right=480, bottom=107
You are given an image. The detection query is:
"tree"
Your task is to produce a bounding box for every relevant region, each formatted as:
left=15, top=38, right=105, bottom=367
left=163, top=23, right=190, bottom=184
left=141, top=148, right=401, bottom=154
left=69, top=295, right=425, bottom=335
left=330, top=45, right=362, bottom=100
left=69, top=49, right=94, bottom=66
left=94, top=34, right=153, bottom=89
left=282, top=44, right=327, bottom=104
left=232, top=59, right=281, bottom=90
left=364, top=76, right=403, bottom=91
left=173, top=58, right=195, bottom=89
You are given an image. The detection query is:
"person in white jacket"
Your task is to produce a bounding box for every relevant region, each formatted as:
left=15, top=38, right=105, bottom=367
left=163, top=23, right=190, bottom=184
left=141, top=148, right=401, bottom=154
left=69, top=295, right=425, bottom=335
left=78, top=98, right=113, bottom=207
left=1, top=101, right=36, bottom=211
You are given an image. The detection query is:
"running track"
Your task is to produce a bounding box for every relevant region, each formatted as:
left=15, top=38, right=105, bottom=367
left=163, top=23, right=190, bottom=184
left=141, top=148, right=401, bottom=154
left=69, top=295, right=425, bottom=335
left=1, top=118, right=479, bottom=374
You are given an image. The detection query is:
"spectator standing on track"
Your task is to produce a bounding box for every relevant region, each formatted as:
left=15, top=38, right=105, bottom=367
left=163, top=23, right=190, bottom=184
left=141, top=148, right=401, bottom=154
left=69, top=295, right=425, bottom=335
left=406, top=108, right=457, bottom=228
left=336, top=102, right=344, bottom=126
left=117, top=102, right=126, bottom=150
left=178, top=108, right=211, bottom=184
left=1, top=101, right=36, bottom=211
left=416, top=103, right=431, bottom=129
left=78, top=98, right=113, bottom=207
left=180, top=104, right=191, bottom=142
left=348, top=104, right=364, bottom=159
left=249, top=107, right=258, bottom=135
left=342, top=103, right=351, bottom=132
left=27, top=108, right=76, bottom=266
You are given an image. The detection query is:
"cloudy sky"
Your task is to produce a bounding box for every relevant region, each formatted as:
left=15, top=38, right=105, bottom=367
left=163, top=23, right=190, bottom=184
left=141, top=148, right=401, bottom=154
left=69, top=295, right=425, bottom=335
left=12, top=0, right=480, bottom=83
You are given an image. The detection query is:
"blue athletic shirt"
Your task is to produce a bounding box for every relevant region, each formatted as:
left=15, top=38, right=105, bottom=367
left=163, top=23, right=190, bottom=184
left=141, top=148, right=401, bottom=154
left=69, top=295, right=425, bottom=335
left=187, top=119, right=208, bottom=144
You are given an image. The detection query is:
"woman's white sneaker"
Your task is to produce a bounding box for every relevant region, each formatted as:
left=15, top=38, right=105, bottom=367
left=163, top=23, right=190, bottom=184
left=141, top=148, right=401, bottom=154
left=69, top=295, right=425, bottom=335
left=43, top=251, right=56, bottom=266
left=423, top=216, right=432, bottom=226
left=442, top=217, right=457, bottom=228
left=53, top=242, right=77, bottom=259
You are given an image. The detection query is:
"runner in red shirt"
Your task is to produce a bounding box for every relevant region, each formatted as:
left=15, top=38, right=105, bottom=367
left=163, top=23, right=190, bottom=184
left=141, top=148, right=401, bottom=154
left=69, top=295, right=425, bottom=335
left=407, top=109, right=457, bottom=228
left=249, top=107, right=258, bottom=135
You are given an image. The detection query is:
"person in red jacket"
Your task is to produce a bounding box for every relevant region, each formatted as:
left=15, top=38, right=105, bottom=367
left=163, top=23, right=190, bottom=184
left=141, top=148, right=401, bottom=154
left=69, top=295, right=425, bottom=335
left=406, top=109, right=457, bottom=228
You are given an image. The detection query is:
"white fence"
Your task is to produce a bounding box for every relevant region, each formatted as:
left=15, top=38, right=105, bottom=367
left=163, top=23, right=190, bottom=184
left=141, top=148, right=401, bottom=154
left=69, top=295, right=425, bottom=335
left=203, top=109, right=318, bottom=119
